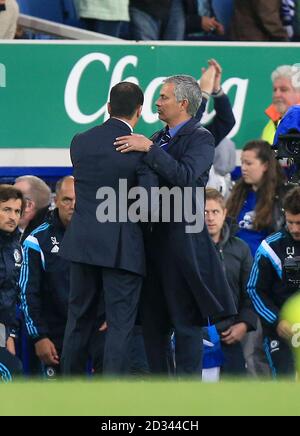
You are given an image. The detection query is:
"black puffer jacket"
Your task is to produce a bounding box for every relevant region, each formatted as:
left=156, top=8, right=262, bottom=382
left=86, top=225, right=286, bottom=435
left=0, top=229, right=22, bottom=329
left=20, top=209, right=70, bottom=350
left=215, top=219, right=258, bottom=331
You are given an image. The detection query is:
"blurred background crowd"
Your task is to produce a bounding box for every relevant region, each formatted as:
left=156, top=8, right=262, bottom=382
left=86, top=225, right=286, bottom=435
left=1, top=0, right=300, bottom=42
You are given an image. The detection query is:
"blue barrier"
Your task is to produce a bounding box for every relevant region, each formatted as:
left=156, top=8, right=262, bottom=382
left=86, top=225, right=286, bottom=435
left=16, top=0, right=82, bottom=27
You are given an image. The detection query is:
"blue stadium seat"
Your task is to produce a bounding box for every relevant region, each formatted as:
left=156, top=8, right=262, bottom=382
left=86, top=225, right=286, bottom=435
left=16, top=0, right=64, bottom=23
left=16, top=0, right=30, bottom=14
left=17, top=0, right=83, bottom=28
left=61, top=0, right=82, bottom=27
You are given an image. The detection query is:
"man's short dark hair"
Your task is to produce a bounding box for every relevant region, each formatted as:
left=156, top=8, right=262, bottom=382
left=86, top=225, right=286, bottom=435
left=109, top=81, right=144, bottom=119
left=0, top=184, right=25, bottom=213
left=283, top=187, right=300, bottom=214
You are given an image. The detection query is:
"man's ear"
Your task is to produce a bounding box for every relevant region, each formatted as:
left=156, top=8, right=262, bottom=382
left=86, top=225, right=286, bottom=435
left=107, top=102, right=112, bottom=115
left=181, top=99, right=189, bottom=112
left=25, top=198, right=36, bottom=212
left=136, top=105, right=143, bottom=119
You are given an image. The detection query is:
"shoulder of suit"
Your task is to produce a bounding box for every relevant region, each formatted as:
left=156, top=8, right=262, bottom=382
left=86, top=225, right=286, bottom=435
left=191, top=121, right=214, bottom=141
left=73, top=125, right=102, bottom=141
left=182, top=117, right=211, bottom=135
left=193, top=120, right=211, bottom=133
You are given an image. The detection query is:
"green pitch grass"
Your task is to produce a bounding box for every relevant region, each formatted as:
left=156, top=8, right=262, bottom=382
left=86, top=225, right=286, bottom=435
left=0, top=379, right=300, bottom=416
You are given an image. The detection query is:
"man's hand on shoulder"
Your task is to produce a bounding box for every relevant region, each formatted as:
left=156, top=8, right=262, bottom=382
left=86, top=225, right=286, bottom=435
left=114, top=134, right=153, bottom=153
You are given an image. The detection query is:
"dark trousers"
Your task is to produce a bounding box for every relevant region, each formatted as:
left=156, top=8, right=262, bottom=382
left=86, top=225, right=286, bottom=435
left=141, top=263, right=203, bottom=376
left=263, top=331, right=295, bottom=379
left=61, top=262, right=142, bottom=376
left=91, top=325, right=150, bottom=376
left=81, top=18, right=125, bottom=38
left=222, top=342, right=247, bottom=376
left=0, top=347, right=22, bottom=382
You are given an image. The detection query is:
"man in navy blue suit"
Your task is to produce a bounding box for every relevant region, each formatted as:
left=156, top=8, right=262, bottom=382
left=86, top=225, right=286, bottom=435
left=60, top=82, right=157, bottom=375
left=115, top=75, right=237, bottom=375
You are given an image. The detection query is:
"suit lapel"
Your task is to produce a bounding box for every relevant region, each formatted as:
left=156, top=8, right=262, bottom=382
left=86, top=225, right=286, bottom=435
left=166, top=135, right=180, bottom=152
left=166, top=118, right=198, bottom=152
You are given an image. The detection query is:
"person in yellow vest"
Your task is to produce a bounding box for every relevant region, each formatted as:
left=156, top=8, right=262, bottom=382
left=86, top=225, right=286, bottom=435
left=262, top=65, right=300, bottom=144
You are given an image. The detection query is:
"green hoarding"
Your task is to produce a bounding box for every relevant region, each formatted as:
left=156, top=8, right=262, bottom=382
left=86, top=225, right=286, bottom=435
left=1, top=41, right=300, bottom=157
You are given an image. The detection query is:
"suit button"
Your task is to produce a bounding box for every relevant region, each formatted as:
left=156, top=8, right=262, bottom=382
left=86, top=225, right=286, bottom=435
left=153, top=163, right=158, bottom=169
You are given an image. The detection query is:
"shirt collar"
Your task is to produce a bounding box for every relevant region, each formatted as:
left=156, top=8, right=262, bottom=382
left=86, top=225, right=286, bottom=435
left=168, top=119, right=190, bottom=138
left=113, top=118, right=133, bottom=132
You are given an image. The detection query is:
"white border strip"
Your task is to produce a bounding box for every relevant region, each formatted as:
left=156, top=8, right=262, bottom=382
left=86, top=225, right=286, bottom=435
left=0, top=149, right=71, bottom=167
left=0, top=148, right=241, bottom=167
left=1, top=40, right=300, bottom=47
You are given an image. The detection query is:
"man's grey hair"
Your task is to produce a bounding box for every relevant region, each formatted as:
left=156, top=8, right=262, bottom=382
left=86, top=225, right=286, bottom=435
left=15, top=175, right=51, bottom=210
left=164, top=75, right=202, bottom=116
left=271, top=65, right=300, bottom=92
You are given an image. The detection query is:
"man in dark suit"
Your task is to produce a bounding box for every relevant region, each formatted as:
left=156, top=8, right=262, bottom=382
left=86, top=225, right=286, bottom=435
left=115, top=75, right=237, bottom=375
left=60, top=82, right=156, bottom=375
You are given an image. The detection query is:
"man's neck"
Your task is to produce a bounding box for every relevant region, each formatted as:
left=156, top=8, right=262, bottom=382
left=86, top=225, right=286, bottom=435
left=211, top=233, right=221, bottom=244
left=0, top=228, right=13, bottom=238
left=18, top=219, right=31, bottom=232
left=112, top=117, right=134, bottom=131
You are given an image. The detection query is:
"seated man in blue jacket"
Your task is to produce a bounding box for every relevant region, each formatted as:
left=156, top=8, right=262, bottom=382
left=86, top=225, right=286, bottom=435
left=247, top=186, right=300, bottom=378
left=20, top=176, right=77, bottom=378
left=0, top=184, right=24, bottom=381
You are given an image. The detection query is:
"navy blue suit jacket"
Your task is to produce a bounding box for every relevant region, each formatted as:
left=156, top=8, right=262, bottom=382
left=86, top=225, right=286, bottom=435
left=60, top=118, right=157, bottom=277
left=144, top=117, right=237, bottom=320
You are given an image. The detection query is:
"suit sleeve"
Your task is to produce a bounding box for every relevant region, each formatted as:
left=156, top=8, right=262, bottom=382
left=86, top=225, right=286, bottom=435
left=195, top=97, right=208, bottom=122
left=70, top=133, right=81, bottom=166
left=235, top=243, right=258, bottom=331
left=247, top=245, right=281, bottom=327
left=143, top=128, right=215, bottom=188
left=206, top=94, right=236, bottom=145
left=136, top=161, right=160, bottom=221
left=20, top=237, right=49, bottom=342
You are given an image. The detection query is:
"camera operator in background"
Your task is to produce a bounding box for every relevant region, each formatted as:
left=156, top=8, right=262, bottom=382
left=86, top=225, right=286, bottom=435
left=247, top=186, right=300, bottom=378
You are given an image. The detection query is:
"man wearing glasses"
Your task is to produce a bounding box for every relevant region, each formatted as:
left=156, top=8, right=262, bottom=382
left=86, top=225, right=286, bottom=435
left=20, top=176, right=76, bottom=378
